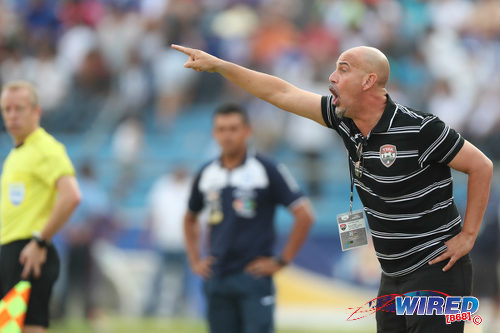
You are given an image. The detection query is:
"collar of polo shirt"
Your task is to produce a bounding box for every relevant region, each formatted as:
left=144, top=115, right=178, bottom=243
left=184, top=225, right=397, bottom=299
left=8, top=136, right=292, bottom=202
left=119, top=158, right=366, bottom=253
left=369, top=94, right=398, bottom=134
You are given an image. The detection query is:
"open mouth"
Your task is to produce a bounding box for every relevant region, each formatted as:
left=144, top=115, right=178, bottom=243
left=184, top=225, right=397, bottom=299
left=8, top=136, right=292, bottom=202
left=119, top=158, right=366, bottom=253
left=329, top=84, right=339, bottom=106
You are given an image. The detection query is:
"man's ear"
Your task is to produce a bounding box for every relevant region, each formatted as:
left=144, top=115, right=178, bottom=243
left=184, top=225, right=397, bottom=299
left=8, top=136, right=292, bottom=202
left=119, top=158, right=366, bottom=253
left=362, top=73, right=377, bottom=91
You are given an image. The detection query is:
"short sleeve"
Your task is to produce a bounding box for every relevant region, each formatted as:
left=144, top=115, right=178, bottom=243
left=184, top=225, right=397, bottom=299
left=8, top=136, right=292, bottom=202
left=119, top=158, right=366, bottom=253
left=266, top=162, right=304, bottom=208
left=321, top=95, right=341, bottom=133
left=35, top=145, right=75, bottom=186
left=418, top=116, right=464, bottom=167
left=187, top=171, right=204, bottom=213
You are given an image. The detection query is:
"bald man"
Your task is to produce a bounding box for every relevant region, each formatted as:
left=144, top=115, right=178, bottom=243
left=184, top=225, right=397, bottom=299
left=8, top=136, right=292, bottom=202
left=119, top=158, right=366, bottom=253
left=172, top=45, right=493, bottom=333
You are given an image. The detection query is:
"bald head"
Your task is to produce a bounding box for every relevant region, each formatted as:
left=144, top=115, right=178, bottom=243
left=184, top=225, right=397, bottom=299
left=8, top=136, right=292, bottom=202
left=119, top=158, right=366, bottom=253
left=341, top=46, right=390, bottom=87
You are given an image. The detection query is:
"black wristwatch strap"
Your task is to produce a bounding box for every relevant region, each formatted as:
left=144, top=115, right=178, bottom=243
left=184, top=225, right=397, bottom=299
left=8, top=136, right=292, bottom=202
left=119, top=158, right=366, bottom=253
left=274, top=255, right=289, bottom=267
left=32, top=233, right=49, bottom=249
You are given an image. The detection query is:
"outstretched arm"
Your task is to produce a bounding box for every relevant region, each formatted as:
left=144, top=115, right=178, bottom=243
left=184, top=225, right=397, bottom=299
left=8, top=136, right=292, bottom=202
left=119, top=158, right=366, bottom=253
left=171, top=44, right=325, bottom=126
left=429, top=140, right=493, bottom=271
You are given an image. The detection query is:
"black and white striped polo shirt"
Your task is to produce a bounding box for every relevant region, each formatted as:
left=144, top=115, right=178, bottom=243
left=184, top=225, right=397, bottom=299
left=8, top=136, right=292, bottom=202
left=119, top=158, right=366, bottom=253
left=322, top=94, right=464, bottom=277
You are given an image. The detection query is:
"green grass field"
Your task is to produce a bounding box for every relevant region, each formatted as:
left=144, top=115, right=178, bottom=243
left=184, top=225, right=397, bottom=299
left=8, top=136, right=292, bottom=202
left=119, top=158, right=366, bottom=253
left=50, top=317, right=372, bottom=333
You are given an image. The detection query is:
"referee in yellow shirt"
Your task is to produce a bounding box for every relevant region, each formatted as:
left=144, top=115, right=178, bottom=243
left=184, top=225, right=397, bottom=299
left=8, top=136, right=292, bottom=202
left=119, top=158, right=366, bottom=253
left=0, top=81, right=81, bottom=332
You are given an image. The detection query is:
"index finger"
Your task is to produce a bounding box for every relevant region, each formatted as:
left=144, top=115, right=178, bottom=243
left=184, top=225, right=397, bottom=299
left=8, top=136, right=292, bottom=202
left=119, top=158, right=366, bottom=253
left=428, top=252, right=449, bottom=265
left=33, top=263, right=41, bottom=279
left=205, top=256, right=216, bottom=266
left=171, top=44, right=195, bottom=56
left=442, top=258, right=457, bottom=272
left=244, top=264, right=259, bottom=276
left=245, top=260, right=257, bottom=270
left=21, top=263, right=31, bottom=279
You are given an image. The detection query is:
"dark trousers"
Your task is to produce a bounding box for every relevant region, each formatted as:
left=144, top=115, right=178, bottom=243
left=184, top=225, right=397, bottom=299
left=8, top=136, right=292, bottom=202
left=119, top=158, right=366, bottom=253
left=204, top=271, right=275, bottom=333
left=57, top=243, right=94, bottom=318
left=0, top=239, right=60, bottom=327
left=376, top=254, right=473, bottom=333
left=143, top=250, right=188, bottom=316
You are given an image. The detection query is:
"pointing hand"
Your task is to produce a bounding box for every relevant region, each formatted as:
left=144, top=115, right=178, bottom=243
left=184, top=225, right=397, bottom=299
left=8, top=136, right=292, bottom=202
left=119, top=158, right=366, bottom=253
left=171, top=44, right=223, bottom=73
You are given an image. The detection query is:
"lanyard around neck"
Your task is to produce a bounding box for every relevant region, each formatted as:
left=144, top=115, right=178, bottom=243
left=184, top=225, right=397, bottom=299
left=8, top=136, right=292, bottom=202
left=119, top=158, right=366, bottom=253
left=347, top=150, right=355, bottom=214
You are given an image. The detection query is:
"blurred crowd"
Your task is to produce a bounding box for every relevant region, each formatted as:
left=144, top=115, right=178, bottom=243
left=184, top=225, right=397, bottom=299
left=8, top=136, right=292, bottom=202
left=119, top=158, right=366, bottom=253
left=1, top=0, right=500, bottom=157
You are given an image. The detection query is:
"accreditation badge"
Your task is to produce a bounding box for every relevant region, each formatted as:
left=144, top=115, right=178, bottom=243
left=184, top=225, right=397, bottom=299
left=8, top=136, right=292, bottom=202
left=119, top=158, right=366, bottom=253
left=207, top=190, right=223, bottom=225
left=337, top=209, right=368, bottom=251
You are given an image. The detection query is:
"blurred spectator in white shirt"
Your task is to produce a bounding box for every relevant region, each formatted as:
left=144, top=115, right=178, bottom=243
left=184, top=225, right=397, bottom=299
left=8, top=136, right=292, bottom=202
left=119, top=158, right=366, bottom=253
left=143, top=166, right=191, bottom=317
left=97, top=4, right=143, bottom=73
left=428, top=79, right=470, bottom=133
left=111, top=116, right=144, bottom=200
left=117, top=48, right=150, bottom=115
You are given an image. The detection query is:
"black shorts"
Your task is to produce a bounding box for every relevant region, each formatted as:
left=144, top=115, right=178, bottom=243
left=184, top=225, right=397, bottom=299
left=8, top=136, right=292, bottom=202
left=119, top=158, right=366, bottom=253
left=376, top=254, right=473, bottom=333
left=0, top=239, right=60, bottom=328
left=471, top=256, right=499, bottom=298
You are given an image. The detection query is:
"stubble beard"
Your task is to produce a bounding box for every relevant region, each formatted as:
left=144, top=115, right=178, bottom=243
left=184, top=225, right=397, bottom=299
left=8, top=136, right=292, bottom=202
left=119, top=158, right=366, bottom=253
left=335, top=106, right=346, bottom=119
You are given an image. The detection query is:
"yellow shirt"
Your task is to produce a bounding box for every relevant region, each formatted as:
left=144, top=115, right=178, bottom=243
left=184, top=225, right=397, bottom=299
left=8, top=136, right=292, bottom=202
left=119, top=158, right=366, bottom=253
left=1, top=127, right=75, bottom=244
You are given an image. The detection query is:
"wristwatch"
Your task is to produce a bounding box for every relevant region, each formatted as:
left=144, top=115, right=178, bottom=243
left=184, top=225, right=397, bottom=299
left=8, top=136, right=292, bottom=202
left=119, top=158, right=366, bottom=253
left=32, top=232, right=49, bottom=249
left=274, top=255, right=289, bottom=267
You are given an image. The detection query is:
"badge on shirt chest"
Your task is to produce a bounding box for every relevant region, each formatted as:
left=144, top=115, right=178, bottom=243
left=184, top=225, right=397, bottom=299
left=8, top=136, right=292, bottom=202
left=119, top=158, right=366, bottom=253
left=9, top=182, right=25, bottom=206
left=233, top=189, right=256, bottom=218
left=207, top=190, right=223, bottom=225
left=337, top=210, right=368, bottom=251
left=380, top=144, right=397, bottom=167
left=209, top=210, right=223, bottom=225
